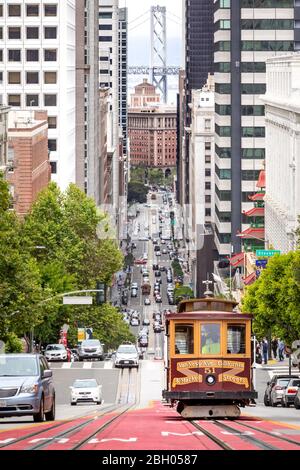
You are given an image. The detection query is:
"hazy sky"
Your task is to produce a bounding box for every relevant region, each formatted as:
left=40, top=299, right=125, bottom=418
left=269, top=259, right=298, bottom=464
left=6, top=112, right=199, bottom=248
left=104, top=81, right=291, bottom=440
left=120, top=0, right=182, bottom=39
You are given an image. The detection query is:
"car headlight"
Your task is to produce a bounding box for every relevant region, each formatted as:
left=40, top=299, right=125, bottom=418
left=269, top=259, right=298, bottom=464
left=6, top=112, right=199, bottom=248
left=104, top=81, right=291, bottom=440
left=21, top=384, right=39, bottom=394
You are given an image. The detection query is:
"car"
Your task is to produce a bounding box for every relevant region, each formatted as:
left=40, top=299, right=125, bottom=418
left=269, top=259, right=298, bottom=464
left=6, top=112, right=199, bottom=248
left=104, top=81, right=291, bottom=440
left=294, top=387, right=300, bottom=409
left=264, top=375, right=300, bottom=407
left=155, top=271, right=161, bottom=277
left=162, top=249, right=167, bottom=254
left=44, top=344, right=68, bottom=362
left=159, top=266, right=166, bottom=272
left=135, top=258, right=147, bottom=265
left=131, top=289, right=138, bottom=298
left=70, top=379, right=102, bottom=406
left=130, top=318, right=139, bottom=327
left=156, top=251, right=161, bottom=256
left=144, top=298, right=151, bottom=306
left=282, top=378, right=300, bottom=407
left=153, top=325, right=162, bottom=333
left=156, top=296, right=162, bottom=303
left=139, top=336, right=148, bottom=347
left=114, top=344, right=139, bottom=369
left=143, top=318, right=150, bottom=326
left=0, top=354, right=55, bottom=422
left=153, top=264, right=159, bottom=270
left=131, top=283, right=138, bottom=289
left=78, top=339, right=104, bottom=361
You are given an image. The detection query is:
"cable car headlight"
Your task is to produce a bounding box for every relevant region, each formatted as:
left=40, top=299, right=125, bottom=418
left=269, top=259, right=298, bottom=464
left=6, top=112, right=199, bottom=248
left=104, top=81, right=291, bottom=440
left=206, top=375, right=216, bottom=386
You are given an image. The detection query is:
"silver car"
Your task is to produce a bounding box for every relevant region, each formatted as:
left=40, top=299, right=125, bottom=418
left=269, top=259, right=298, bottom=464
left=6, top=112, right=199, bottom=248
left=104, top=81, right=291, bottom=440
left=0, top=354, right=55, bottom=422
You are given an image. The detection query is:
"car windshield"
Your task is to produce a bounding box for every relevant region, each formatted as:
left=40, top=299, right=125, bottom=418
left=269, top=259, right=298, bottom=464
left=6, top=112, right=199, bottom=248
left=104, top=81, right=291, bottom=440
left=117, top=346, right=137, bottom=354
left=46, top=344, right=65, bottom=351
left=0, top=356, right=38, bottom=377
left=73, top=380, right=98, bottom=388
left=277, top=379, right=291, bottom=387
left=81, top=341, right=100, bottom=347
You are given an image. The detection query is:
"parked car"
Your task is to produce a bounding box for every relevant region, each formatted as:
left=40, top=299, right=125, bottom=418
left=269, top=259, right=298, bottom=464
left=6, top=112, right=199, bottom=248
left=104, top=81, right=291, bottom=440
left=139, top=336, right=148, bottom=347
left=264, top=375, right=300, bottom=407
left=44, top=344, right=68, bottom=362
left=70, top=379, right=102, bottom=406
left=130, top=318, right=139, bottom=327
left=282, top=378, right=300, bottom=407
left=144, top=298, right=151, bottom=306
left=78, top=339, right=104, bottom=361
left=143, top=319, right=150, bottom=326
left=131, top=288, right=138, bottom=298
left=114, top=344, right=139, bottom=369
left=0, top=354, right=55, bottom=422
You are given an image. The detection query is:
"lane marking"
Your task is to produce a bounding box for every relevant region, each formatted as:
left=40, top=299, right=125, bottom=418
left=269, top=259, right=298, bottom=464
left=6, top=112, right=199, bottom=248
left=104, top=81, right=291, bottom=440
left=88, top=438, right=137, bottom=444
left=29, top=438, right=52, bottom=443
left=221, top=431, right=255, bottom=436
left=104, top=361, right=113, bottom=369
left=0, top=438, right=16, bottom=444
left=161, top=431, right=204, bottom=437
left=62, top=363, right=72, bottom=369
left=83, top=362, right=93, bottom=369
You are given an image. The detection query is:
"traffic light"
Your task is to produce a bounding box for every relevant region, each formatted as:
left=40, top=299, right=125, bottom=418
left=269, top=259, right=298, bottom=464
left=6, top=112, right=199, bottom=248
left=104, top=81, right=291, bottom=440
left=96, top=282, right=106, bottom=305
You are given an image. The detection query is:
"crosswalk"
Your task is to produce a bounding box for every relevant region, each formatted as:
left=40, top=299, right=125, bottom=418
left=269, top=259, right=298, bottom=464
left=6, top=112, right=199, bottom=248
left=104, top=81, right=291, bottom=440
left=49, top=361, right=114, bottom=370
left=256, top=362, right=300, bottom=378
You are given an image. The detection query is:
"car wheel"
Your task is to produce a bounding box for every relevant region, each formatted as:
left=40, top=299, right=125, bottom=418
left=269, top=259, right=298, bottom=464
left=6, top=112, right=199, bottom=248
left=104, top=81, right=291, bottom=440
left=294, top=401, right=300, bottom=410
left=97, top=401, right=102, bottom=405
left=71, top=402, right=77, bottom=406
left=286, top=403, right=290, bottom=408
left=263, top=395, right=269, bottom=407
left=45, top=396, right=56, bottom=421
left=33, top=397, right=45, bottom=423
left=270, top=397, right=277, bottom=407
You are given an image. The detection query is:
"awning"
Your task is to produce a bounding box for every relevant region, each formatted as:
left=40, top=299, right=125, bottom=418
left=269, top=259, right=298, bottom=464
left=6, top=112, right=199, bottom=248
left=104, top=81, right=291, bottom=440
left=243, top=207, right=265, bottom=217
left=256, top=170, right=266, bottom=189
left=248, top=192, right=265, bottom=202
left=229, top=252, right=245, bottom=268
left=237, top=227, right=265, bottom=239
left=243, top=272, right=256, bottom=286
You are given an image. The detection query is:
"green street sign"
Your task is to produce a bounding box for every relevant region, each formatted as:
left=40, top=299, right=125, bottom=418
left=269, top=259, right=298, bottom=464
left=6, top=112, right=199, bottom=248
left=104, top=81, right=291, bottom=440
left=256, top=250, right=281, bottom=257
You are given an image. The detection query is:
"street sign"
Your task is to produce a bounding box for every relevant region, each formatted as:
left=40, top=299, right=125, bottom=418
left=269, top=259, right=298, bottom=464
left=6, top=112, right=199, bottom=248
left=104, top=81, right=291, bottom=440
left=77, top=328, right=85, bottom=342
left=63, top=296, right=93, bottom=305
left=255, top=259, right=268, bottom=268
left=256, top=250, right=281, bottom=258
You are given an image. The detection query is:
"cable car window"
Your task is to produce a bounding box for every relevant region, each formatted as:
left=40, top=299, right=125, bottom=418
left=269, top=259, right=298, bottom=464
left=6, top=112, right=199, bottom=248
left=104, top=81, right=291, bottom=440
left=175, top=324, right=194, bottom=355
left=227, top=325, right=246, bottom=354
left=201, top=323, right=221, bottom=355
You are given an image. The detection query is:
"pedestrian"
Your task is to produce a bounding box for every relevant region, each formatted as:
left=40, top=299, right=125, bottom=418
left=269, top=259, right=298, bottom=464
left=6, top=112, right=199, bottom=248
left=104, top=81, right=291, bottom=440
left=278, top=339, right=285, bottom=361
left=262, top=337, right=268, bottom=364
left=271, top=337, right=278, bottom=360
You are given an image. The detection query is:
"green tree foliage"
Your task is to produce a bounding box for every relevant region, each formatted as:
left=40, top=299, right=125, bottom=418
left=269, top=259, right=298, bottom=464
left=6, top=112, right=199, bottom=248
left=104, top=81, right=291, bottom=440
left=172, top=259, right=184, bottom=278
left=242, top=252, right=300, bottom=343
left=174, top=286, right=195, bottom=305
left=128, top=181, right=149, bottom=204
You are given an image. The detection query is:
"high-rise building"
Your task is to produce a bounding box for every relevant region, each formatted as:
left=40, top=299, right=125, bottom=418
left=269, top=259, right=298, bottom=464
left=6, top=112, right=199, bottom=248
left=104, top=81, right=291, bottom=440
left=263, top=54, right=300, bottom=254
left=76, top=0, right=101, bottom=203
left=0, top=105, right=9, bottom=175
left=0, top=1, right=76, bottom=190
left=214, top=0, right=297, bottom=257
left=118, top=7, right=128, bottom=156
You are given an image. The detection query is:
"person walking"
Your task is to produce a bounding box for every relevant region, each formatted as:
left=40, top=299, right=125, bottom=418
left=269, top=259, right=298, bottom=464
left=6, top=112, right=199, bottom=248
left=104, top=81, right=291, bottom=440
left=271, top=337, right=278, bottom=360
left=278, top=339, right=285, bottom=361
left=262, top=338, right=268, bottom=364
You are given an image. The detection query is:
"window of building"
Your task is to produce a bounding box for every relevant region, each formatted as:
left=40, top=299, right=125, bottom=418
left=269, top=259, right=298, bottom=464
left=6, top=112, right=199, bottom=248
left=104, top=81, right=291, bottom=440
left=205, top=155, right=211, bottom=164
left=26, top=71, right=39, bottom=84
left=44, top=94, right=57, bottom=106
left=8, top=49, right=21, bottom=62
left=205, top=208, right=211, bottom=217
left=26, top=4, right=39, bottom=16
left=0, top=50, right=3, bottom=62
left=44, top=27, right=57, bottom=39
left=26, top=94, right=39, bottom=107
left=201, top=324, right=221, bottom=355
left=205, top=142, right=211, bottom=151
left=205, top=195, right=211, bottom=203
left=227, top=325, right=246, bottom=354
left=8, top=27, right=21, bottom=40
left=8, top=71, right=21, bottom=84
left=175, top=324, right=194, bottom=355
left=50, top=161, right=57, bottom=174
left=44, top=49, right=57, bottom=61
left=26, top=49, right=39, bottom=61
left=48, top=139, right=57, bottom=151
left=44, top=4, right=57, bottom=16
left=8, top=4, right=21, bottom=16
left=0, top=5, right=3, bottom=17
left=44, top=72, right=57, bottom=84
left=8, top=94, right=21, bottom=106
left=220, top=0, right=230, bottom=7
left=205, top=169, right=211, bottom=177
left=205, top=119, right=211, bottom=130
left=205, top=182, right=211, bottom=190
left=48, top=116, right=57, bottom=129
left=26, top=27, right=39, bottom=39
left=0, top=72, right=3, bottom=85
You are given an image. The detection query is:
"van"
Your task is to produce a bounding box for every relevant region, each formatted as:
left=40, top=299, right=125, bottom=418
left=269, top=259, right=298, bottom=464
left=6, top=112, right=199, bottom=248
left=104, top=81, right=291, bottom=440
left=0, top=354, right=55, bottom=422
left=78, top=339, right=104, bottom=361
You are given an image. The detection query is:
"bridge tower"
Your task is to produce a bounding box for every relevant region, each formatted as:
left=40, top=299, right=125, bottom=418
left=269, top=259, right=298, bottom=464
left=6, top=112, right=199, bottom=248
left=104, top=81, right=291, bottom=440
left=150, top=5, right=167, bottom=103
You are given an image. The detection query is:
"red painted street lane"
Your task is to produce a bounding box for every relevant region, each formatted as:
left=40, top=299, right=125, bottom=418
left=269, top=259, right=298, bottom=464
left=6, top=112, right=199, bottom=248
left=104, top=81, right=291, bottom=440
left=78, top=403, right=221, bottom=451
left=192, top=421, right=259, bottom=451
left=236, top=418, right=300, bottom=444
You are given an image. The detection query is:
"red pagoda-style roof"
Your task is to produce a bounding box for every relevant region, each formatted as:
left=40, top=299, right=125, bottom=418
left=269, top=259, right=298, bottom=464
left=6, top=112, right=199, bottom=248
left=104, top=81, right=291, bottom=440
left=243, top=271, right=256, bottom=286
left=256, top=170, right=266, bottom=189
left=243, top=207, right=265, bottom=217
left=229, top=252, right=245, bottom=268
left=237, top=227, right=265, bottom=239
left=248, top=192, right=265, bottom=202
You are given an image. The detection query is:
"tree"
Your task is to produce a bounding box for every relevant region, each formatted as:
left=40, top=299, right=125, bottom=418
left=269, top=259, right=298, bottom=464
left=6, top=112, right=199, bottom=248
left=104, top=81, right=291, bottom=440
left=242, top=252, right=300, bottom=343
left=174, top=286, right=194, bottom=305
left=128, top=181, right=149, bottom=204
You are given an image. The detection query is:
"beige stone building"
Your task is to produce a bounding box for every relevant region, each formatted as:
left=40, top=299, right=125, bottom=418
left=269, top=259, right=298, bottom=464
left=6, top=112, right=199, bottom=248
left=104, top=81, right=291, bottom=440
left=130, top=79, right=160, bottom=108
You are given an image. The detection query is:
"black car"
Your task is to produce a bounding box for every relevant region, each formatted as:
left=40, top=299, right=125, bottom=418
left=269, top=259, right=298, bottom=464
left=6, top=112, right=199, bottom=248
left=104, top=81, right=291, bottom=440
left=153, top=264, right=159, bottom=271
left=155, top=271, right=161, bottom=277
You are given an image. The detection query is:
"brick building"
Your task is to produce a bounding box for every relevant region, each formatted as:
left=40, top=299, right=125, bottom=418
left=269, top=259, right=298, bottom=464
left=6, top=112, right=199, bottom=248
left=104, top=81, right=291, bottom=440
left=7, top=110, right=50, bottom=216
left=130, top=79, right=160, bottom=108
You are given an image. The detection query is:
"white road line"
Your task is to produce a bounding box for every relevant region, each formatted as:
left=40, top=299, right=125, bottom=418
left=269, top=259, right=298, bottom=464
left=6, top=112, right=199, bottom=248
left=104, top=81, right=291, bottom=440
left=104, top=361, right=113, bottom=369
left=83, top=362, right=93, bottom=369
left=62, top=362, right=72, bottom=369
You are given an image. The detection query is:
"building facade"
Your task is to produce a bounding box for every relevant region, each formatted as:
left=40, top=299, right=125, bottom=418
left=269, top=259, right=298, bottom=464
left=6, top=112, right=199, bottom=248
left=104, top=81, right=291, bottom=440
left=129, top=105, right=177, bottom=168
left=118, top=7, right=128, bottom=156
left=7, top=110, right=50, bottom=216
left=130, top=79, right=160, bottom=108
left=263, top=54, right=300, bottom=253
left=0, top=0, right=76, bottom=190
left=76, top=0, right=100, bottom=203
left=0, top=105, right=9, bottom=174
left=214, top=0, right=297, bottom=257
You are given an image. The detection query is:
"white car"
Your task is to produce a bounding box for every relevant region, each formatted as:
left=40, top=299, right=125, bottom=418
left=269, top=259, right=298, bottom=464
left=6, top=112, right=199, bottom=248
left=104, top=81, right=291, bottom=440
left=70, top=379, right=102, bottom=406
left=114, top=344, right=139, bottom=369
left=144, top=298, right=151, bottom=306
left=130, top=318, right=139, bottom=326
left=45, top=344, right=68, bottom=362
